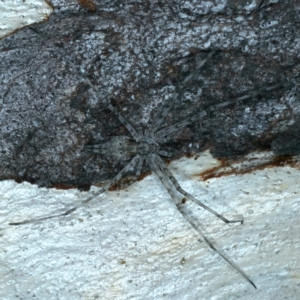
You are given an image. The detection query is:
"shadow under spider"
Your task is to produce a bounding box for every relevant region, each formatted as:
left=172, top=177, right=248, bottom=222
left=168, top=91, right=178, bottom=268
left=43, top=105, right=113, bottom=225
left=9, top=52, right=258, bottom=289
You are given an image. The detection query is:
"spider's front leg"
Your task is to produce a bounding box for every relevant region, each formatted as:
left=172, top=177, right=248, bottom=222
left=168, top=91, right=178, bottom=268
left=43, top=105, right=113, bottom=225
left=107, top=104, right=140, bottom=140
left=107, top=156, right=144, bottom=191
left=153, top=82, right=283, bottom=143
left=153, top=154, right=243, bottom=224
left=175, top=203, right=257, bottom=289
left=147, top=153, right=256, bottom=288
left=9, top=155, right=141, bottom=225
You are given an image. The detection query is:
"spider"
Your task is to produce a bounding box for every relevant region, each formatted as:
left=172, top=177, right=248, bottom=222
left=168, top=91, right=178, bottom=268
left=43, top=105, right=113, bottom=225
left=9, top=91, right=257, bottom=289
left=7, top=43, right=260, bottom=288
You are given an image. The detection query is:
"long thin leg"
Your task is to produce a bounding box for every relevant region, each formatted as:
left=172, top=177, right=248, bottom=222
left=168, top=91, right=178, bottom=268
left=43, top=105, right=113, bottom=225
left=9, top=155, right=140, bottom=225
left=147, top=154, right=178, bottom=199
left=153, top=154, right=243, bottom=224
left=154, top=87, right=254, bottom=140
left=208, top=83, right=285, bottom=112
left=157, top=150, right=172, bottom=157
left=107, top=104, right=140, bottom=140
left=155, top=82, right=285, bottom=142
left=75, top=47, right=141, bottom=134
left=196, top=49, right=216, bottom=69
left=67, top=55, right=175, bottom=141
left=146, top=93, right=178, bottom=136
left=176, top=203, right=257, bottom=289
left=155, top=110, right=207, bottom=140
left=111, top=156, right=144, bottom=190
left=249, top=0, right=265, bottom=15
left=147, top=155, right=256, bottom=288
left=149, top=51, right=216, bottom=140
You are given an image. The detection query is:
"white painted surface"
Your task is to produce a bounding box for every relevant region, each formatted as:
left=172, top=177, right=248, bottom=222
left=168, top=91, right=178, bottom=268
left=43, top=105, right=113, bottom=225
left=0, top=0, right=52, bottom=39
left=1, top=151, right=299, bottom=299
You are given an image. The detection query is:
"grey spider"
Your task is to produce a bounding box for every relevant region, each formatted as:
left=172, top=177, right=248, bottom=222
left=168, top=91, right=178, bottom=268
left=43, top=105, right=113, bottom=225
left=10, top=94, right=256, bottom=289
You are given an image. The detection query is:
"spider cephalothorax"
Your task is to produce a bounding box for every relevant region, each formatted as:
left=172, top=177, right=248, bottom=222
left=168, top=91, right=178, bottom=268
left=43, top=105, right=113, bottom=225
left=87, top=134, right=161, bottom=161
left=137, top=138, right=160, bottom=157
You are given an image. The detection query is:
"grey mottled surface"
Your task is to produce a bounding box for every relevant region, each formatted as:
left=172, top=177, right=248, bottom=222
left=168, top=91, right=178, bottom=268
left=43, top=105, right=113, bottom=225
left=0, top=0, right=299, bottom=188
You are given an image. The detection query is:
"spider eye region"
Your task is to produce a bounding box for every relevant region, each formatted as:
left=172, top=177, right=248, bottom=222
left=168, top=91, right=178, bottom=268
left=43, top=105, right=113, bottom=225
left=137, top=140, right=159, bottom=157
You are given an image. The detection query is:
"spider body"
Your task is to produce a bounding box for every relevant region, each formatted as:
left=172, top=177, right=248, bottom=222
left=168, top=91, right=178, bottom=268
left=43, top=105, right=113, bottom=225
left=87, top=136, right=134, bottom=161
left=87, top=135, right=160, bottom=161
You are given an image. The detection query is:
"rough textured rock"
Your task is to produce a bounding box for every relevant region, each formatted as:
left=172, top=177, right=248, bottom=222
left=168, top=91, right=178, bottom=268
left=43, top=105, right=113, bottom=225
left=0, top=0, right=300, bottom=189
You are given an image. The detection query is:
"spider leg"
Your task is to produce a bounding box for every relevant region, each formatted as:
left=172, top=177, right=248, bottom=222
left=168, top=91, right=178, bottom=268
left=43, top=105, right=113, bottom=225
left=157, top=150, right=172, bottom=157
left=107, top=104, right=140, bottom=140
left=155, top=82, right=283, bottom=142
left=145, top=51, right=217, bottom=140
left=208, top=83, right=285, bottom=112
left=154, top=94, right=245, bottom=141
left=155, top=137, right=173, bottom=144
left=176, top=203, right=257, bottom=289
left=147, top=154, right=179, bottom=201
left=9, top=155, right=140, bottom=225
left=249, top=0, right=265, bottom=15
left=154, top=87, right=254, bottom=141
left=153, top=154, right=243, bottom=224
left=147, top=154, right=256, bottom=288
left=155, top=110, right=207, bottom=140
left=111, top=156, right=144, bottom=190
left=196, top=49, right=216, bottom=69
left=55, top=58, right=133, bottom=137
left=146, top=93, right=178, bottom=136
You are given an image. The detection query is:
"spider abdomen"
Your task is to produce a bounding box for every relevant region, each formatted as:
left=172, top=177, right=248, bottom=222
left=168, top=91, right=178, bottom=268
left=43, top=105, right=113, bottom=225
left=86, top=136, right=137, bottom=161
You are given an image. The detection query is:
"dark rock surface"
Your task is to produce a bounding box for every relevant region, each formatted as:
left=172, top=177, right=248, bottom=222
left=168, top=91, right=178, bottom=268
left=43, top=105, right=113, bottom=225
left=0, top=0, right=299, bottom=188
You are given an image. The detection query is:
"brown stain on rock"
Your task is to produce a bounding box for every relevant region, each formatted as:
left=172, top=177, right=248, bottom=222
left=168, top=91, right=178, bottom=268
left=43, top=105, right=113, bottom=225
left=199, top=151, right=299, bottom=181
left=78, top=0, right=97, bottom=12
